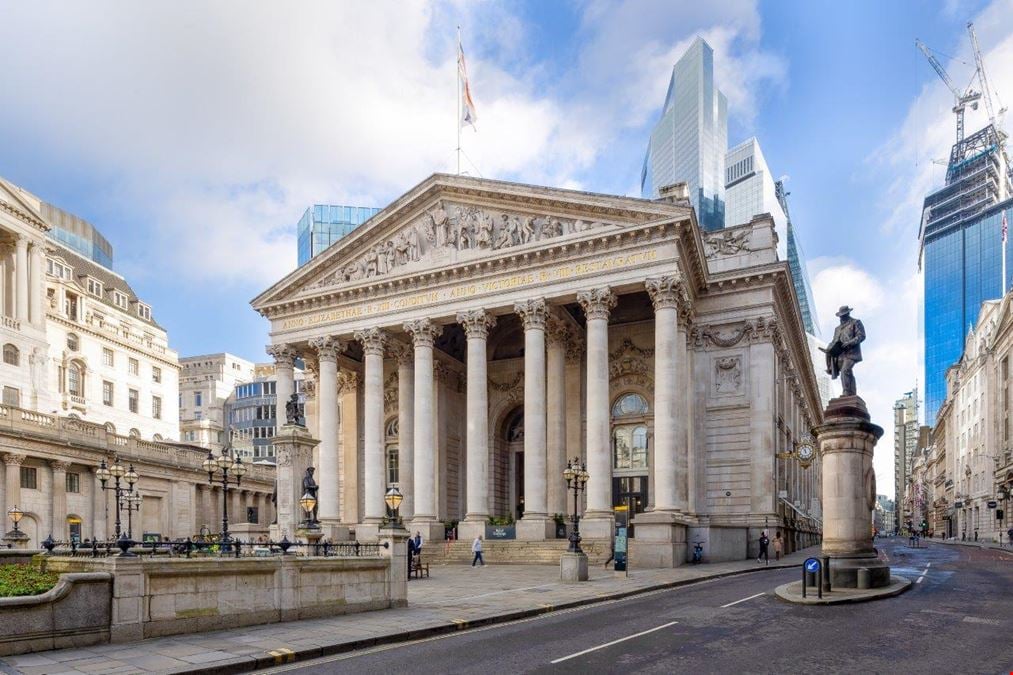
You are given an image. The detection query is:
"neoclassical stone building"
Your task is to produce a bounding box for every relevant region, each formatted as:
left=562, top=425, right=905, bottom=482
left=254, top=175, right=823, bottom=563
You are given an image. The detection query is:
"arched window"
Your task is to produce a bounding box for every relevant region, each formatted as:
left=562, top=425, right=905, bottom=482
left=611, top=393, right=649, bottom=470
left=612, top=393, right=648, bottom=417
left=66, top=333, right=79, bottom=351
left=385, top=418, right=399, bottom=485
left=68, top=363, right=84, bottom=397
left=2, top=344, right=19, bottom=366
left=128, top=428, right=140, bottom=439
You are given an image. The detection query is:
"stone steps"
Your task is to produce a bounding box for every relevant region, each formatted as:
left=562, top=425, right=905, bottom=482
left=421, top=539, right=612, bottom=566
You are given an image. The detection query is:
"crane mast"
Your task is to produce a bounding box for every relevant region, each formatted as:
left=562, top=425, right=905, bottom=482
left=915, top=38, right=980, bottom=143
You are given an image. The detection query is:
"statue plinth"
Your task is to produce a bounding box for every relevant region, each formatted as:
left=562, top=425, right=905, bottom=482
left=817, top=395, right=890, bottom=588
left=269, top=424, right=320, bottom=545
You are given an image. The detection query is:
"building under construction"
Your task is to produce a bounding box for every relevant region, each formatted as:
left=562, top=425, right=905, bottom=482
left=919, top=24, right=1013, bottom=425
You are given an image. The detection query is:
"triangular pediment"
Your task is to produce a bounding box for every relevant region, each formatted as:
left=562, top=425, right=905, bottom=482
left=253, top=173, right=689, bottom=311
left=0, top=177, right=49, bottom=232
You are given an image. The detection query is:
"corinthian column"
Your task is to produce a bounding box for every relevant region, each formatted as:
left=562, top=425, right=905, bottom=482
left=50, top=460, right=69, bottom=540
left=29, top=244, right=44, bottom=328
left=354, top=328, right=388, bottom=532
left=457, top=309, right=495, bottom=540
left=266, top=344, right=297, bottom=427
left=515, top=298, right=552, bottom=540
left=546, top=315, right=569, bottom=518
left=14, top=237, right=28, bottom=323
left=309, top=336, right=343, bottom=525
left=577, top=288, right=616, bottom=539
left=404, top=318, right=443, bottom=543
left=390, top=342, right=415, bottom=519
left=646, top=276, right=682, bottom=511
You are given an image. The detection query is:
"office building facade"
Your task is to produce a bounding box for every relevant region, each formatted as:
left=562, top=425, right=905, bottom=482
left=641, top=37, right=728, bottom=231
left=226, top=363, right=304, bottom=464
left=894, top=388, right=919, bottom=526
left=297, top=204, right=381, bottom=266
left=921, top=124, right=1012, bottom=424
left=179, top=353, right=256, bottom=451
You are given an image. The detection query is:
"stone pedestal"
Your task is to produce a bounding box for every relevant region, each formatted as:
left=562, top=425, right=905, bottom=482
left=516, top=517, right=554, bottom=540
left=631, top=511, right=688, bottom=568
left=270, top=425, right=320, bottom=541
left=457, top=518, right=486, bottom=542
left=817, top=396, right=890, bottom=589
left=580, top=513, right=615, bottom=540
left=297, top=527, right=324, bottom=552
left=560, top=551, right=589, bottom=583
left=379, top=526, right=410, bottom=607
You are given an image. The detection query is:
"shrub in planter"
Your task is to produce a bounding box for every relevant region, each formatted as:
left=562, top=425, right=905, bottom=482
left=0, top=564, right=59, bottom=597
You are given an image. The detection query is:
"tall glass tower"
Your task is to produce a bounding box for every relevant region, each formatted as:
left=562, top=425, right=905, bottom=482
left=297, top=204, right=381, bottom=266
left=641, top=37, right=728, bottom=231
left=921, top=124, right=1012, bottom=424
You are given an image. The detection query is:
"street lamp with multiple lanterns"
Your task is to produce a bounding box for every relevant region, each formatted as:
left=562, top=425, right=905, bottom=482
left=123, top=490, right=143, bottom=540
left=562, top=458, right=589, bottom=554
left=96, top=456, right=139, bottom=541
left=202, top=438, right=246, bottom=546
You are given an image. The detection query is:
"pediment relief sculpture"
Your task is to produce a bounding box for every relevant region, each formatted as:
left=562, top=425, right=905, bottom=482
left=310, top=201, right=616, bottom=290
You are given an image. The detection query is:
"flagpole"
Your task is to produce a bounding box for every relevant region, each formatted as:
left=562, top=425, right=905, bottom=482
left=457, top=25, right=461, bottom=174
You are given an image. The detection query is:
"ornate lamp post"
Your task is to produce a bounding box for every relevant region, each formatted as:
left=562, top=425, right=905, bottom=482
left=383, top=486, right=404, bottom=528
left=203, top=442, right=246, bottom=546
left=3, top=506, right=28, bottom=548
left=96, top=456, right=138, bottom=540
left=124, top=491, right=142, bottom=540
left=299, top=491, right=318, bottom=529
left=562, top=458, right=589, bottom=554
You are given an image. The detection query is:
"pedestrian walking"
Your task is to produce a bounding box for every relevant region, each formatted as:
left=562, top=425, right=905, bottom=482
left=773, top=531, right=783, bottom=561
left=757, top=531, right=769, bottom=565
left=974, top=529, right=978, bottom=542
left=471, top=535, right=485, bottom=567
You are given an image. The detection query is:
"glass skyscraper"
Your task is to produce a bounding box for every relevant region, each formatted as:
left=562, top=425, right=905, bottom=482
left=641, top=37, right=728, bottom=231
left=297, top=204, right=381, bottom=266
left=921, top=124, right=1012, bottom=424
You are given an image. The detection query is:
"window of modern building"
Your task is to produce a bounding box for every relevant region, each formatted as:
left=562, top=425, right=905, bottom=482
left=152, top=366, right=161, bottom=383
left=128, top=389, right=138, bottom=413
left=20, top=466, right=37, bottom=490
left=2, top=386, right=19, bottom=406
left=2, top=344, right=19, bottom=366
left=195, top=392, right=202, bottom=407
left=102, top=381, right=114, bottom=406
left=128, top=358, right=139, bottom=376
left=87, top=278, right=103, bottom=297
left=66, top=472, right=80, bottom=494
left=152, top=396, right=161, bottom=419
left=66, top=333, right=79, bottom=351
left=68, top=363, right=84, bottom=397
left=103, top=348, right=114, bottom=367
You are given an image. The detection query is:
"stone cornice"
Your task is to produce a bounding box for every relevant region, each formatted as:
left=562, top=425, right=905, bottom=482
left=48, top=314, right=180, bottom=370
left=0, top=199, right=48, bottom=233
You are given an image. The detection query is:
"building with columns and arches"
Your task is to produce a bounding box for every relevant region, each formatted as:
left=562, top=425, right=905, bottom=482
left=253, top=174, right=823, bottom=565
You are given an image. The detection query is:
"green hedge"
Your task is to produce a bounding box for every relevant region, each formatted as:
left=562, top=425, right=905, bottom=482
left=0, top=564, right=59, bottom=597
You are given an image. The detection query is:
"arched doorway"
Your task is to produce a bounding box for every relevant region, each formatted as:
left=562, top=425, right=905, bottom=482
left=67, top=515, right=83, bottom=544
left=611, top=392, right=651, bottom=535
left=492, top=405, right=524, bottom=521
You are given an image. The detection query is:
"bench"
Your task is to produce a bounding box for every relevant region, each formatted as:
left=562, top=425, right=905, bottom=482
left=410, top=554, right=430, bottom=579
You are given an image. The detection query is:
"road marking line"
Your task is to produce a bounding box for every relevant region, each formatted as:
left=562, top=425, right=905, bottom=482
left=915, top=577, right=924, bottom=584
left=550, top=621, right=679, bottom=664
left=926, top=562, right=932, bottom=567
left=721, top=592, right=765, bottom=608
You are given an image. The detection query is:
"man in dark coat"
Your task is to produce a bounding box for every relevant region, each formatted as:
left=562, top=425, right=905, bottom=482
left=822, top=305, right=866, bottom=397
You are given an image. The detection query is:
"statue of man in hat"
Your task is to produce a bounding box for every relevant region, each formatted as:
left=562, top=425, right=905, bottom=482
left=821, top=306, right=866, bottom=397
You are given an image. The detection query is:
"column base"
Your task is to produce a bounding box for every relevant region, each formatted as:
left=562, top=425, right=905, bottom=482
left=580, top=512, right=615, bottom=540
left=516, top=516, right=554, bottom=541
left=822, top=552, right=891, bottom=589
left=458, top=518, right=487, bottom=542
left=631, top=511, right=687, bottom=568
left=408, top=518, right=447, bottom=546
left=560, top=552, right=589, bottom=583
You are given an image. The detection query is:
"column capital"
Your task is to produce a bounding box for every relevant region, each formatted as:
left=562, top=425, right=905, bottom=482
left=2, top=453, right=26, bottom=467
left=266, top=343, right=298, bottom=368
left=645, top=275, right=688, bottom=311
left=577, top=287, right=616, bottom=321
left=545, top=315, right=570, bottom=348
left=514, top=298, right=548, bottom=331
left=337, top=371, right=359, bottom=394
left=388, top=340, right=414, bottom=366
left=309, top=335, right=344, bottom=362
left=354, top=327, right=390, bottom=355
left=13, top=236, right=28, bottom=252
left=49, top=460, right=70, bottom=472
left=457, top=309, right=496, bottom=340
left=403, top=319, right=442, bottom=349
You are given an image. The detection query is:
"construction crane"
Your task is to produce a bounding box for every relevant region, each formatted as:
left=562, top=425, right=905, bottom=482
left=967, top=22, right=1008, bottom=131
left=915, top=38, right=980, bottom=143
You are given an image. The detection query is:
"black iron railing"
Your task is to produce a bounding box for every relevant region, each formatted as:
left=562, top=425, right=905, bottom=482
left=38, top=534, right=388, bottom=559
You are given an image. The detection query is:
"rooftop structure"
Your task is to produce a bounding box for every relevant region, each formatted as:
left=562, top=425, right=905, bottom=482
left=297, top=204, right=381, bottom=266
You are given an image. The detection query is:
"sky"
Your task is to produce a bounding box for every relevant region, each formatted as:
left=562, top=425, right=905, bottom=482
left=2, top=0, right=1012, bottom=498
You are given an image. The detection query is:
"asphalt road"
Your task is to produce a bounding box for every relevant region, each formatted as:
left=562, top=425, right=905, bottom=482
left=265, top=540, right=1013, bottom=674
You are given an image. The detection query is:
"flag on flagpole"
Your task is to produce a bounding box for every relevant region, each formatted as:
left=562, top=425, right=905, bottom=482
left=458, top=40, right=478, bottom=130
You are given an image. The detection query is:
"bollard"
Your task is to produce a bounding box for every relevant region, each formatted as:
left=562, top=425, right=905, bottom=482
left=817, top=567, right=823, bottom=599
left=801, top=565, right=807, bottom=598
left=822, top=556, right=832, bottom=593
left=805, top=570, right=816, bottom=588
left=857, top=567, right=870, bottom=589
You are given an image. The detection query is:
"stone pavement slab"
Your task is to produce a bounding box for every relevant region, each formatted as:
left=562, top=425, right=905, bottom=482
left=0, top=547, right=817, bottom=674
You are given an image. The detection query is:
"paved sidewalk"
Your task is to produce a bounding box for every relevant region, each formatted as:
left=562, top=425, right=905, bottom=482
left=931, top=538, right=1013, bottom=554
left=0, top=548, right=816, bottom=675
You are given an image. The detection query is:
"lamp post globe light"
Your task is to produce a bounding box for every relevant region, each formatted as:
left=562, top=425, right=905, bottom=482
left=299, top=492, right=318, bottom=529
left=124, top=491, right=143, bottom=540
left=563, top=458, right=589, bottom=554
left=97, top=456, right=140, bottom=542
left=3, top=505, right=29, bottom=549
left=384, top=486, right=404, bottom=528
left=204, top=429, right=246, bottom=548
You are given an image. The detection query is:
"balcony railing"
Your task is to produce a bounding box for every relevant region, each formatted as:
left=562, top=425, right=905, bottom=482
left=1, top=315, right=20, bottom=331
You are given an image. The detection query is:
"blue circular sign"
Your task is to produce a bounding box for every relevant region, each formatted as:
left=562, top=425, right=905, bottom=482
left=804, top=558, right=821, bottom=573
